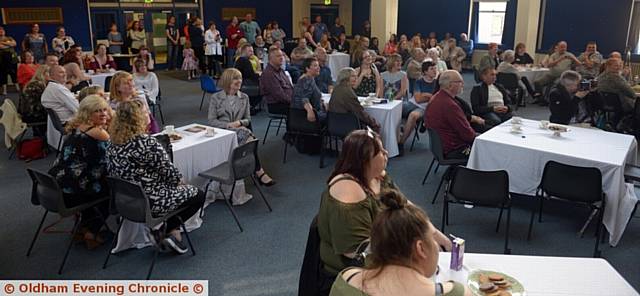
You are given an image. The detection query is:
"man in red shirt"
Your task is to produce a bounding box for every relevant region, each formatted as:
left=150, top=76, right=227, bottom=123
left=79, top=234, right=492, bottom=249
left=225, top=16, right=244, bottom=67
left=424, top=70, right=476, bottom=159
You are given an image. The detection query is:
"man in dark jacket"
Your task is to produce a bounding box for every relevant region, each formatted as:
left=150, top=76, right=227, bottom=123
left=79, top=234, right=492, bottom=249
left=549, top=70, right=590, bottom=124
left=470, top=67, right=513, bottom=126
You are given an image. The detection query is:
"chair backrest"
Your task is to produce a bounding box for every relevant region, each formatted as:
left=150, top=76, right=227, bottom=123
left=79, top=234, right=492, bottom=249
left=153, top=134, right=173, bottom=162
left=472, top=65, right=481, bottom=83
left=200, top=75, right=217, bottom=93
left=449, top=166, right=510, bottom=206
left=104, top=76, right=113, bottom=92
left=298, top=215, right=322, bottom=296
left=26, top=168, right=64, bottom=212
left=539, top=160, right=603, bottom=203
left=45, top=108, right=65, bottom=133
left=598, top=91, right=622, bottom=113
left=106, top=176, right=151, bottom=223
left=327, top=112, right=361, bottom=139
left=496, top=72, right=519, bottom=90
left=288, top=108, right=322, bottom=134
left=231, top=139, right=259, bottom=180
left=427, top=128, right=445, bottom=161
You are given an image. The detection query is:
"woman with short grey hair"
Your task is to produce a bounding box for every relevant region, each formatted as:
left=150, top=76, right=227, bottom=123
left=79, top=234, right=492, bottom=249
left=328, top=67, right=380, bottom=132
left=497, top=49, right=540, bottom=98
left=549, top=70, right=590, bottom=124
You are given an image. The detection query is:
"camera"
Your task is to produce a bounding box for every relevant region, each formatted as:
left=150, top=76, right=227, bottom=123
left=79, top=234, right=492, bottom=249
left=579, top=79, right=592, bottom=91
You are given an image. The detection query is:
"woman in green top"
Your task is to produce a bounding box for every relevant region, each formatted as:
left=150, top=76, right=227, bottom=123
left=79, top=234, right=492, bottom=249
left=330, top=190, right=472, bottom=296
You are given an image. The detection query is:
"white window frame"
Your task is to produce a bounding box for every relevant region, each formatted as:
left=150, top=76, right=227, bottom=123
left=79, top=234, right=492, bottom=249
left=476, top=1, right=508, bottom=45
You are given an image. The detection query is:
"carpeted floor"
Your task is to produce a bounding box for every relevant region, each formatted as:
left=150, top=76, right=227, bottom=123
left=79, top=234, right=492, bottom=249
left=0, top=71, right=638, bottom=294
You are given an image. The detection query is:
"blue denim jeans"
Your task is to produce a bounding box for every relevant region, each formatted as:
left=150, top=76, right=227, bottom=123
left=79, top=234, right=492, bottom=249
left=226, top=48, right=236, bottom=68
left=167, top=43, right=179, bottom=70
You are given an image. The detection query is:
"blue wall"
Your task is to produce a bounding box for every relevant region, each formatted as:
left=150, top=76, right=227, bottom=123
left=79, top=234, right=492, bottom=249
left=0, top=0, right=91, bottom=52
left=539, top=0, right=633, bottom=55
left=202, top=0, right=292, bottom=39
left=397, top=0, right=472, bottom=40
left=352, top=0, right=370, bottom=36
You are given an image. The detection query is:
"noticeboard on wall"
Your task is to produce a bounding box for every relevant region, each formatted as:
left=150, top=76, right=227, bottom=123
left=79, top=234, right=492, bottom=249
left=221, top=8, right=256, bottom=21
left=1, top=8, right=64, bottom=25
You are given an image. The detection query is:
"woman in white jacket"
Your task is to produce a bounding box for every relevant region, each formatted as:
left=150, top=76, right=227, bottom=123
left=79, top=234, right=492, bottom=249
left=204, top=21, right=223, bottom=78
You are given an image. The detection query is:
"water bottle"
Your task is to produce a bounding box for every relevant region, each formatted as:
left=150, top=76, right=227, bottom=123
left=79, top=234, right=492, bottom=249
left=385, top=88, right=393, bottom=101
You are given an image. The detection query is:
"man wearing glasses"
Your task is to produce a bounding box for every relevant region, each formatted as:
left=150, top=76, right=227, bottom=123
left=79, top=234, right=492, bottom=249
left=424, top=70, right=476, bottom=159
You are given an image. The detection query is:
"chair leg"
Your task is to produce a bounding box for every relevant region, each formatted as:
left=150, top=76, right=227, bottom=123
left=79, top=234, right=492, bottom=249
left=157, top=104, right=165, bottom=124
left=199, top=92, right=205, bottom=110
left=26, top=210, right=48, bottom=257
left=200, top=181, right=212, bottom=218
left=58, top=216, right=81, bottom=274
left=504, top=206, right=512, bottom=254
left=538, top=195, right=544, bottom=222
left=593, top=210, right=603, bottom=258
left=275, top=118, right=283, bottom=136
left=9, top=130, right=27, bottom=160
left=103, top=217, right=123, bottom=269
left=56, top=136, right=63, bottom=157
left=263, top=119, right=273, bottom=144
left=496, top=206, right=504, bottom=233
left=431, top=175, right=446, bottom=204
left=434, top=163, right=440, bottom=173
left=250, top=176, right=272, bottom=211
left=579, top=208, right=599, bottom=238
left=283, top=137, right=289, bottom=164
left=221, top=189, right=243, bottom=232
left=178, top=217, right=196, bottom=256
left=422, top=159, right=435, bottom=185
left=410, top=131, right=418, bottom=152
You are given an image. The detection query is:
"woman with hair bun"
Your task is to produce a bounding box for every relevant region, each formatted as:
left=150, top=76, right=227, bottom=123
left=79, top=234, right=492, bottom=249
left=330, top=189, right=472, bottom=296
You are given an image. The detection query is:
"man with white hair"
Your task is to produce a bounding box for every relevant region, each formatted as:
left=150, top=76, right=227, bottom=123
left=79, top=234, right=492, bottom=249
left=424, top=70, right=476, bottom=159
left=41, top=65, right=78, bottom=123
left=497, top=49, right=540, bottom=98
left=534, top=41, right=581, bottom=98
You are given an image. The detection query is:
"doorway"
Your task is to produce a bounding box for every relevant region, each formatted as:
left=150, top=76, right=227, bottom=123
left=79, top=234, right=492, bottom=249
left=310, top=4, right=339, bottom=29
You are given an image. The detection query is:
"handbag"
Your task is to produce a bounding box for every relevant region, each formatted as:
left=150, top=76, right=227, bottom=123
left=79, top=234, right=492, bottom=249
left=18, top=137, right=46, bottom=161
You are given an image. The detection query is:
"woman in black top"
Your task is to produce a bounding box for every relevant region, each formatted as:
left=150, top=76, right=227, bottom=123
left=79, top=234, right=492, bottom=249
left=513, top=43, right=534, bottom=65
left=189, top=17, right=206, bottom=73
left=48, top=95, right=112, bottom=249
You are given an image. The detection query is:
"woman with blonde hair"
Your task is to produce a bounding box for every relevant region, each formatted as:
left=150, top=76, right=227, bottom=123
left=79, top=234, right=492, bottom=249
left=108, top=100, right=205, bottom=253
left=108, top=71, right=158, bottom=133
left=19, top=64, right=50, bottom=129
left=48, top=95, right=112, bottom=249
left=381, top=53, right=408, bottom=101
left=208, top=68, right=275, bottom=186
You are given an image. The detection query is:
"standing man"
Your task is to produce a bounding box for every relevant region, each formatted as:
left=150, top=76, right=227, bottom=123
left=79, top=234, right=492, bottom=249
left=165, top=15, right=180, bottom=71
left=312, top=15, right=328, bottom=44
left=240, top=13, right=261, bottom=44
left=226, top=16, right=244, bottom=68
left=478, top=42, right=500, bottom=71
left=329, top=17, right=345, bottom=43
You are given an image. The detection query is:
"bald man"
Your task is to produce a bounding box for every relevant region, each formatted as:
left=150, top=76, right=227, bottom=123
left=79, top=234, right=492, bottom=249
left=41, top=65, right=78, bottom=123
left=534, top=41, right=582, bottom=100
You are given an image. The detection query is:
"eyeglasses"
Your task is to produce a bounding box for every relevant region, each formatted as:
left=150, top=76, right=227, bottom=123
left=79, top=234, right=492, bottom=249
left=451, top=80, right=464, bottom=84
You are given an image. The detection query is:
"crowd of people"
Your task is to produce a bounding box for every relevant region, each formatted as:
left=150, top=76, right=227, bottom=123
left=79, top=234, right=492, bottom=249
left=0, top=12, right=638, bottom=296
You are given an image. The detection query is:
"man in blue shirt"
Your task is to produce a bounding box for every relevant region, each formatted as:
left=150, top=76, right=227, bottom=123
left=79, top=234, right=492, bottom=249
left=399, top=61, right=438, bottom=148
left=312, top=15, right=328, bottom=44
left=240, top=13, right=261, bottom=44
left=314, top=47, right=334, bottom=93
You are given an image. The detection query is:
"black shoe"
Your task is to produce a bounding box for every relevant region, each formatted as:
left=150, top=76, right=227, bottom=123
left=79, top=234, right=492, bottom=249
left=150, top=230, right=170, bottom=253
left=163, top=235, right=188, bottom=254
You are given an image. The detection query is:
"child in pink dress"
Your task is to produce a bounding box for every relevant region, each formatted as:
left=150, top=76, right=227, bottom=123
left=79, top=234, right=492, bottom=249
left=181, top=41, right=199, bottom=80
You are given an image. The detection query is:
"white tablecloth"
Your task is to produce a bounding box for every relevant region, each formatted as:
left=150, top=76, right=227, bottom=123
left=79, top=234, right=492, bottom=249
left=467, top=119, right=638, bottom=246
left=517, top=67, right=550, bottom=82
left=327, top=52, right=350, bottom=81
left=112, top=124, right=244, bottom=253
left=322, top=94, right=403, bottom=157
left=437, top=252, right=638, bottom=296
left=89, top=72, right=115, bottom=88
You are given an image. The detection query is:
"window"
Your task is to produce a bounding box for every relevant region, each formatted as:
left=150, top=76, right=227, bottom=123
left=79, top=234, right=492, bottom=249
left=477, top=1, right=507, bottom=44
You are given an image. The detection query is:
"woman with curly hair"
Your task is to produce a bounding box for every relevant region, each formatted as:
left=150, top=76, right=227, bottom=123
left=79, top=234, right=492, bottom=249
left=108, top=100, right=205, bottom=254
left=48, top=95, right=112, bottom=249
left=108, top=70, right=158, bottom=133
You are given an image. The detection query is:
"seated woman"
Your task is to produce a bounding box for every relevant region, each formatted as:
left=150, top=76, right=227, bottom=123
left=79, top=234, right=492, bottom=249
left=319, top=32, right=332, bottom=52
left=62, top=47, right=91, bottom=91
left=470, top=67, right=513, bottom=126
left=380, top=53, right=408, bottom=101
left=549, top=70, right=591, bottom=125
left=108, top=100, right=205, bottom=254
left=497, top=50, right=540, bottom=99
left=513, top=43, right=534, bottom=65
left=317, top=130, right=451, bottom=293
left=20, top=65, right=49, bottom=134
left=17, top=50, right=39, bottom=90
left=109, top=71, right=159, bottom=133
left=328, top=67, right=380, bottom=133
left=88, top=44, right=116, bottom=72
left=208, top=68, right=275, bottom=186
left=292, top=57, right=326, bottom=123
left=353, top=50, right=383, bottom=97
left=48, top=95, right=112, bottom=249
left=330, top=190, right=472, bottom=296
left=77, top=85, right=106, bottom=102
left=132, top=59, right=159, bottom=104
left=131, top=46, right=155, bottom=73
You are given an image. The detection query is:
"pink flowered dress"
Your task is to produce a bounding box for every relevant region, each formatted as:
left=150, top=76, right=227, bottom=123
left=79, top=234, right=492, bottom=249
left=181, top=48, right=198, bottom=71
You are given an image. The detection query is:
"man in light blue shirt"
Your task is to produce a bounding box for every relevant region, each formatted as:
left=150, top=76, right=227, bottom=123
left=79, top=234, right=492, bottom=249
left=239, top=13, right=261, bottom=44
left=312, top=15, right=328, bottom=44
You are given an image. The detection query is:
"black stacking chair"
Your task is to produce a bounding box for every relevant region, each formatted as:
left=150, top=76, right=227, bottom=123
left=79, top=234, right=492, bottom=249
left=283, top=108, right=324, bottom=166
left=198, top=139, right=272, bottom=232
left=472, top=65, right=481, bottom=83
left=422, top=128, right=468, bottom=204
left=45, top=108, right=65, bottom=156
left=497, top=72, right=524, bottom=109
left=104, top=75, right=113, bottom=92
left=298, top=215, right=325, bottom=296
left=26, top=168, right=109, bottom=274
left=409, top=117, right=424, bottom=151
left=598, top=91, right=623, bottom=131
left=153, top=134, right=173, bottom=162
left=322, top=112, right=361, bottom=168
left=8, top=94, right=47, bottom=159
left=527, top=160, right=605, bottom=257
left=103, top=176, right=196, bottom=279
left=263, top=104, right=288, bottom=144
left=442, top=166, right=512, bottom=254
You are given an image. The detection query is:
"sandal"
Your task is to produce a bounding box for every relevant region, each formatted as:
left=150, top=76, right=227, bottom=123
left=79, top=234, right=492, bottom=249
left=256, top=172, right=276, bottom=187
